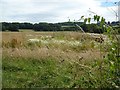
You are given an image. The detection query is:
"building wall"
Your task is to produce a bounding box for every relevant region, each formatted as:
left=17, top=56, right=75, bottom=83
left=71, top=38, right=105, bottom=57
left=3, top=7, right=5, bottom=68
left=118, top=1, right=120, bottom=21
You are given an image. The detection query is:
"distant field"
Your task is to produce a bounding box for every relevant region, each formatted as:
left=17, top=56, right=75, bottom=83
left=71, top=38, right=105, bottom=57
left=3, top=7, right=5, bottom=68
left=19, top=29, right=34, bottom=32
left=2, top=31, right=113, bottom=88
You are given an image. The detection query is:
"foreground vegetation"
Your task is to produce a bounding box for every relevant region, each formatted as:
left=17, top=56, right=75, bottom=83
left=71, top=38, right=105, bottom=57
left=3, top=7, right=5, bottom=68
left=2, top=55, right=111, bottom=88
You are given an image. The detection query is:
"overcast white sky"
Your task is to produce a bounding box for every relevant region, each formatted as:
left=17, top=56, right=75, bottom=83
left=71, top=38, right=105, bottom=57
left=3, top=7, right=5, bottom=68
left=0, top=0, right=120, bottom=23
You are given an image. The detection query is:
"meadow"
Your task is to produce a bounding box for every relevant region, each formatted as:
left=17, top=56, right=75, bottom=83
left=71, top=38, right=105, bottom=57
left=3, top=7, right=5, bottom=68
left=2, top=31, right=118, bottom=88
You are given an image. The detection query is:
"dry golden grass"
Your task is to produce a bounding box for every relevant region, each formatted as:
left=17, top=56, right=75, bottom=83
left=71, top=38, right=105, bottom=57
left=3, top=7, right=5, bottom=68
left=3, top=47, right=103, bottom=61
left=2, top=31, right=94, bottom=42
left=2, top=31, right=107, bottom=62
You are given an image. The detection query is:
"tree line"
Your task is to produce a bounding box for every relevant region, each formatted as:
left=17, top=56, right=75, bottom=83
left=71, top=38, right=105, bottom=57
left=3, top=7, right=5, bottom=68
left=1, top=22, right=107, bottom=33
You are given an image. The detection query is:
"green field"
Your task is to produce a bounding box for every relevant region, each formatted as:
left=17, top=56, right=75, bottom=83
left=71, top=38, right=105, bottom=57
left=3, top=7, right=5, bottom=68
left=2, top=31, right=119, bottom=88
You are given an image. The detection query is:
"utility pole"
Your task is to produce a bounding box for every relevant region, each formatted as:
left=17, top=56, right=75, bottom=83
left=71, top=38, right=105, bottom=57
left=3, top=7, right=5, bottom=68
left=105, top=1, right=119, bottom=21
left=118, top=1, right=120, bottom=22
left=114, top=2, right=119, bottom=21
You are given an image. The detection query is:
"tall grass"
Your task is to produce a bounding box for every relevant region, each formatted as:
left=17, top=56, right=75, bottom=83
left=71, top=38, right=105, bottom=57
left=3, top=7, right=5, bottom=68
left=2, top=31, right=118, bottom=88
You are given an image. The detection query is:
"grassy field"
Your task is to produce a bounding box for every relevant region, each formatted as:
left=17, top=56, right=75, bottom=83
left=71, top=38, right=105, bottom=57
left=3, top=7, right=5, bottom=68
left=2, top=31, right=114, bottom=88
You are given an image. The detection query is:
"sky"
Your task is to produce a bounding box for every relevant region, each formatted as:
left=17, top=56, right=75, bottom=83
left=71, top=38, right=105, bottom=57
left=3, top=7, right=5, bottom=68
left=0, top=0, right=120, bottom=23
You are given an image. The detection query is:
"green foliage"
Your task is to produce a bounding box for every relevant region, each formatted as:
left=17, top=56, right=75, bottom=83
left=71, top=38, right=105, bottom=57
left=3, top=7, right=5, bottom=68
left=97, top=16, right=100, bottom=22
left=81, top=16, right=84, bottom=19
left=94, top=15, right=97, bottom=21
left=83, top=15, right=120, bottom=88
left=84, top=18, right=87, bottom=24
left=88, top=18, right=91, bottom=24
left=2, top=21, right=105, bottom=34
left=100, top=17, right=105, bottom=27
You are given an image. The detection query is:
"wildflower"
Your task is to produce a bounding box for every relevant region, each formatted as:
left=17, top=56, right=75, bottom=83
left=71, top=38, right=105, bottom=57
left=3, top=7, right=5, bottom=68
left=112, top=48, right=115, bottom=51
left=28, top=39, right=40, bottom=43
